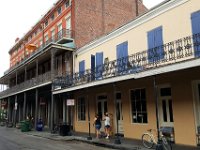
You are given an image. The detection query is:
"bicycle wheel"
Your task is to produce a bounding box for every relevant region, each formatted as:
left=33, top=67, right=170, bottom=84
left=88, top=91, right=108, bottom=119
left=162, top=136, right=172, bottom=150
left=142, top=133, right=154, bottom=149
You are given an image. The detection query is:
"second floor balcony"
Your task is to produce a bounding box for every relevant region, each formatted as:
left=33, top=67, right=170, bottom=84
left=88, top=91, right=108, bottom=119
left=4, top=29, right=74, bottom=75
left=0, top=71, right=51, bottom=98
left=53, top=33, right=200, bottom=91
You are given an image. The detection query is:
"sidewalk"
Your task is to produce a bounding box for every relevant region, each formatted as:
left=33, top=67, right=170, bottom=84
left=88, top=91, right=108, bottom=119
left=16, top=129, right=200, bottom=150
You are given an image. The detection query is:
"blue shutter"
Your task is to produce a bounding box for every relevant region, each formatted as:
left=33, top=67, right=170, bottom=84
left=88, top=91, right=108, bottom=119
left=155, top=27, right=164, bottom=60
left=91, top=55, right=95, bottom=80
left=96, top=52, right=103, bottom=79
left=122, top=41, right=128, bottom=58
left=79, top=60, right=85, bottom=77
left=116, top=41, right=128, bottom=73
left=147, top=26, right=163, bottom=62
left=191, top=11, right=200, bottom=57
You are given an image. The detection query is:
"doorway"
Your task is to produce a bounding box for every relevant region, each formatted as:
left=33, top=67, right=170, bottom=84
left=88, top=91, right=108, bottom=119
left=97, top=95, right=107, bottom=132
left=158, top=87, right=174, bottom=127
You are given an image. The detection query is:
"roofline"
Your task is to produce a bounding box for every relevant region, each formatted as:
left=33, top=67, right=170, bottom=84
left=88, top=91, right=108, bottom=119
left=8, top=0, right=66, bottom=54
left=1, top=43, right=74, bottom=80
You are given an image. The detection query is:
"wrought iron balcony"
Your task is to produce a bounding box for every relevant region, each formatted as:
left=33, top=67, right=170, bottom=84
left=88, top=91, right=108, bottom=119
left=0, top=71, right=51, bottom=98
left=53, top=33, right=200, bottom=89
left=4, top=29, right=74, bottom=75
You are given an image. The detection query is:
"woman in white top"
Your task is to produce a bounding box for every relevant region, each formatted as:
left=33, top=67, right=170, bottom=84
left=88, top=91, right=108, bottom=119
left=104, top=112, right=110, bottom=139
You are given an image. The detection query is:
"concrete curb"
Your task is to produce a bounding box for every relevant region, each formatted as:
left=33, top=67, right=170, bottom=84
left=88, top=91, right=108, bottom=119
left=25, top=132, right=141, bottom=150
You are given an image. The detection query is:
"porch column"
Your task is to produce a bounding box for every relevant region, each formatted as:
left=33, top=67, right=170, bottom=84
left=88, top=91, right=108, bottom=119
left=50, top=94, right=54, bottom=131
left=63, top=98, right=66, bottom=122
left=48, top=100, right=51, bottom=128
left=24, top=66, right=27, bottom=81
left=7, top=97, right=11, bottom=122
left=14, top=95, right=17, bottom=127
left=50, top=49, right=56, bottom=131
left=23, top=92, right=26, bottom=120
left=36, top=59, right=38, bottom=77
left=16, top=71, right=18, bottom=85
left=34, top=88, right=38, bottom=128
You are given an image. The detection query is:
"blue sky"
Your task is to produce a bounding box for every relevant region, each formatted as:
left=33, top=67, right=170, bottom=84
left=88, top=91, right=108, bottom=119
left=0, top=0, right=164, bottom=76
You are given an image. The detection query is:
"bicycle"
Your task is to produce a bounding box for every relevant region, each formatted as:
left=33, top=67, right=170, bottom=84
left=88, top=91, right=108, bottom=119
left=141, top=129, right=172, bottom=150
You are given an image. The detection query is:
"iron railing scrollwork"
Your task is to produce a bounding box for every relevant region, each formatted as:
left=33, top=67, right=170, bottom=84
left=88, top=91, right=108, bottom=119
left=53, top=33, right=200, bottom=90
left=0, top=71, right=51, bottom=97
left=4, top=29, right=74, bottom=75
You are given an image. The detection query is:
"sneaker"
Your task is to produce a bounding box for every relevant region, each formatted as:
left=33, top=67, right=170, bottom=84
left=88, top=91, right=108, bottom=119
left=105, top=136, right=109, bottom=139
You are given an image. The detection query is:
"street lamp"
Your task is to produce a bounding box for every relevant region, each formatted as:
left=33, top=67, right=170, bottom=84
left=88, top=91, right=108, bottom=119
left=113, top=83, right=121, bottom=144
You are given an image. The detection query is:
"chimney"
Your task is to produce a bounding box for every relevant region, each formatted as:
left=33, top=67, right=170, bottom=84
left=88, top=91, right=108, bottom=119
left=15, top=37, right=20, bottom=43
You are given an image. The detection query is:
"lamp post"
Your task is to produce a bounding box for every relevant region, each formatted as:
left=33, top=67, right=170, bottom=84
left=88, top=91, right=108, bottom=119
left=153, top=75, right=163, bottom=150
left=113, top=83, right=121, bottom=144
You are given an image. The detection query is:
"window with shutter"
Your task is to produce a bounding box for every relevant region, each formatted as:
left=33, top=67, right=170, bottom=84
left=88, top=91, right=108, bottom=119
left=147, top=26, right=164, bottom=62
left=191, top=11, right=200, bottom=57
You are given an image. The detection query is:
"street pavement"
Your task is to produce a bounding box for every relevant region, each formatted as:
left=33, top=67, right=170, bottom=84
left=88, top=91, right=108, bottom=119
left=0, top=126, right=200, bottom=150
left=0, top=127, right=115, bottom=150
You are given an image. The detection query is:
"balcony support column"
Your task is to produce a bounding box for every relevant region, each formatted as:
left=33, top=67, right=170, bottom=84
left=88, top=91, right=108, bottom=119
left=34, top=88, right=38, bottom=129
left=14, top=95, right=17, bottom=127
left=16, top=71, right=18, bottom=85
left=50, top=94, right=54, bottom=131
left=36, top=59, right=38, bottom=77
left=50, top=49, right=56, bottom=131
left=51, top=49, right=57, bottom=80
left=25, top=66, right=27, bottom=81
left=7, top=97, right=11, bottom=122
left=23, top=92, right=26, bottom=120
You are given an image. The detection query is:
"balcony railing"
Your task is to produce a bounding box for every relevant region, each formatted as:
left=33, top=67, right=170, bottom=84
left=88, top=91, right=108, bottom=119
left=53, top=33, right=200, bottom=89
left=0, top=71, right=51, bottom=98
left=4, top=29, right=74, bottom=75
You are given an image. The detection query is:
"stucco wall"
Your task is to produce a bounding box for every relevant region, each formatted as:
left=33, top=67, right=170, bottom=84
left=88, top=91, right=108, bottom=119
left=74, top=0, right=199, bottom=72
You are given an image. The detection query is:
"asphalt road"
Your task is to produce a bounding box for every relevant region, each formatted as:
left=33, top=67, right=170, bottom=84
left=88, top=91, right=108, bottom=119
left=0, top=127, right=115, bottom=150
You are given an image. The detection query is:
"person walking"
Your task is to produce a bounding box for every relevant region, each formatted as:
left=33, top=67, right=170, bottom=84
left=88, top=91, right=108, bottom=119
left=104, top=112, right=111, bottom=139
left=93, top=114, right=101, bottom=138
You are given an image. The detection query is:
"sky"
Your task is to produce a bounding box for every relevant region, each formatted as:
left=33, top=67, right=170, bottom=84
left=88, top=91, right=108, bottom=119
left=0, top=0, right=164, bottom=77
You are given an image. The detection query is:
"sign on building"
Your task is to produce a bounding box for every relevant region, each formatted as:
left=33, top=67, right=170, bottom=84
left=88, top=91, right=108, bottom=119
left=66, top=99, right=75, bottom=106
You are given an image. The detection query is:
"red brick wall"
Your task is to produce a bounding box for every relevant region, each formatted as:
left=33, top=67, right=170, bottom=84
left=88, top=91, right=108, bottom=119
left=74, top=0, right=147, bottom=48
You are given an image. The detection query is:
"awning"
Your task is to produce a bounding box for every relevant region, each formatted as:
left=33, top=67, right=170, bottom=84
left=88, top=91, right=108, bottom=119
left=25, top=44, right=37, bottom=51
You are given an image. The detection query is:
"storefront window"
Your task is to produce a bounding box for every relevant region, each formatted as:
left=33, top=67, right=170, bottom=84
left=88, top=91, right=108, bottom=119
left=77, top=97, right=86, bottom=121
left=131, top=88, right=148, bottom=123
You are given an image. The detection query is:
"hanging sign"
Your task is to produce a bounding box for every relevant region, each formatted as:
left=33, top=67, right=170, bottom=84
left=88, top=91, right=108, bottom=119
left=67, top=99, right=75, bottom=106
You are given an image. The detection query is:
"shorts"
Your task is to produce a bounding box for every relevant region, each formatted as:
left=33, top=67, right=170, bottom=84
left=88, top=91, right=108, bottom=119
left=95, top=124, right=101, bottom=130
left=105, top=125, right=110, bottom=128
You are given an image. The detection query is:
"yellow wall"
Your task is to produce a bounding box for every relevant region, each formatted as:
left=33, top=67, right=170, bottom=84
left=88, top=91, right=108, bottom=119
left=72, top=68, right=200, bottom=146
left=74, top=0, right=200, bottom=72
left=72, top=0, right=200, bottom=146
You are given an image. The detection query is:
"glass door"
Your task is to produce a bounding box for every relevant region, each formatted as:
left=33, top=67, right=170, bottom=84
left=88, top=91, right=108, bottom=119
left=159, top=87, right=174, bottom=127
left=97, top=95, right=107, bottom=132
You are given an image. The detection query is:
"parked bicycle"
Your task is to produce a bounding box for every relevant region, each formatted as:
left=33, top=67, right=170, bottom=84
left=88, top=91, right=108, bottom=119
left=142, top=129, right=172, bottom=150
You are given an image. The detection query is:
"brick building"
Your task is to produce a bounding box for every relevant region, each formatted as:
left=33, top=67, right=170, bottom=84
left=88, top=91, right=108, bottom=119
left=0, top=0, right=147, bottom=130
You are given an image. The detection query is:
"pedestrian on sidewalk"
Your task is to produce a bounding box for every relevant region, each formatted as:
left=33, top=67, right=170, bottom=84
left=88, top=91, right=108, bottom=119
left=93, top=114, right=101, bottom=138
left=103, top=112, right=111, bottom=139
